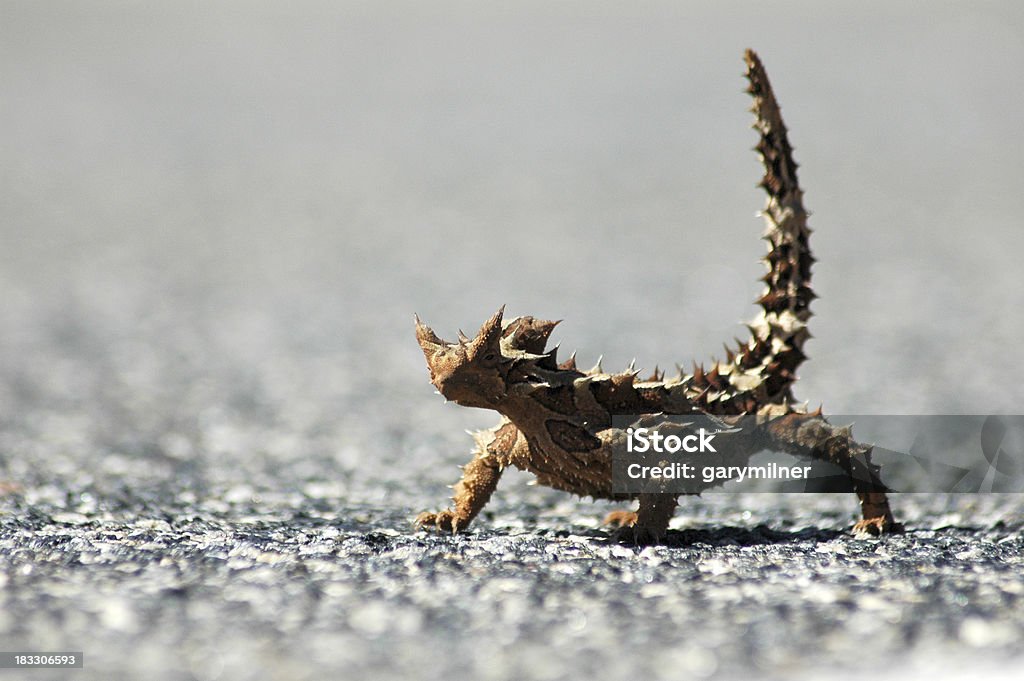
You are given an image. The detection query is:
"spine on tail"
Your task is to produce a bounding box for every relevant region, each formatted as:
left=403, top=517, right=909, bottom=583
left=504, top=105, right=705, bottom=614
left=687, top=50, right=813, bottom=414
left=744, top=48, right=814, bottom=407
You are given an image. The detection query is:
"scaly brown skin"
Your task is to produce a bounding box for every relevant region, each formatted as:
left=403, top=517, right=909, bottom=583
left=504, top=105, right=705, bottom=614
left=414, top=49, right=900, bottom=544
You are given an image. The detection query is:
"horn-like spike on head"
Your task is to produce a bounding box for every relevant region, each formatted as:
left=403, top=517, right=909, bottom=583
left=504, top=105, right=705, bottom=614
left=504, top=317, right=561, bottom=354
left=414, top=314, right=445, bottom=352
left=457, top=329, right=470, bottom=344
left=469, top=306, right=505, bottom=357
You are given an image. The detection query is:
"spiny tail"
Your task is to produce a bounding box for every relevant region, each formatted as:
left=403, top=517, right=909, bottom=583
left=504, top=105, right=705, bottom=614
left=687, top=49, right=813, bottom=414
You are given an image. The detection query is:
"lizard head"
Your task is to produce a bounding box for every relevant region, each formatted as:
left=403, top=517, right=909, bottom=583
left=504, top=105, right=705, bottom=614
left=415, top=306, right=510, bottom=408
left=415, top=307, right=561, bottom=409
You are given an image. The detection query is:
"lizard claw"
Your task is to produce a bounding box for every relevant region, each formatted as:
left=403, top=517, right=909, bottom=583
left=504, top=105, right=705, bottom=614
left=413, top=511, right=437, bottom=529
left=603, top=510, right=664, bottom=545
left=852, top=516, right=904, bottom=538
left=414, top=509, right=468, bottom=534
left=610, top=524, right=664, bottom=546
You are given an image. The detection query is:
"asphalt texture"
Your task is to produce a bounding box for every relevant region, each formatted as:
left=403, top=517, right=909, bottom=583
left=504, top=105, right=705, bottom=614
left=2, top=4, right=1024, bottom=680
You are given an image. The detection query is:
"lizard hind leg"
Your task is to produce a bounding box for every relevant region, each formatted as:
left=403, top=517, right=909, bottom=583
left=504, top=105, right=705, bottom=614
left=761, top=413, right=902, bottom=537
left=853, top=492, right=901, bottom=537
left=608, top=494, right=679, bottom=546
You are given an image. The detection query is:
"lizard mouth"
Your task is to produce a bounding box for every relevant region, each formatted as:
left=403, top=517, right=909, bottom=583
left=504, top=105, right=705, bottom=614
left=435, top=377, right=504, bottom=408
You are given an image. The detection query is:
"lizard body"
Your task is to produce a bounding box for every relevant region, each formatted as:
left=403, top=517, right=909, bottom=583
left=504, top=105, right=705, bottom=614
left=414, top=50, right=898, bottom=543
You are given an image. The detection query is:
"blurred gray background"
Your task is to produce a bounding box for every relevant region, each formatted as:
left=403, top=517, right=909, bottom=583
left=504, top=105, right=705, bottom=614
left=1, top=2, right=1023, bottom=680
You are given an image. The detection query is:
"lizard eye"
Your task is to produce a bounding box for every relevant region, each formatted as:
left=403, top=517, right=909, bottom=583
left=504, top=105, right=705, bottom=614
left=483, top=352, right=496, bottom=362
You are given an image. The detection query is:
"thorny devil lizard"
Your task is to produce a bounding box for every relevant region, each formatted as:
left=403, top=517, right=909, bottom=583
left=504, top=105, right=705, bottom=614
left=413, top=49, right=901, bottom=544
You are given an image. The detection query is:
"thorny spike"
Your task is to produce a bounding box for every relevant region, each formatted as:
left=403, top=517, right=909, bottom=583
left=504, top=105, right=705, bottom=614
left=609, top=371, right=638, bottom=392
left=558, top=351, right=578, bottom=371
left=471, top=306, right=505, bottom=355
left=413, top=314, right=444, bottom=349
left=692, top=362, right=706, bottom=386
left=539, top=345, right=559, bottom=369
left=724, top=343, right=736, bottom=364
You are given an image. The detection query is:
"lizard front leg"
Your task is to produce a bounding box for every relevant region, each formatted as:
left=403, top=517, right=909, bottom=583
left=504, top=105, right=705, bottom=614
left=415, top=420, right=519, bottom=534
left=414, top=444, right=502, bottom=534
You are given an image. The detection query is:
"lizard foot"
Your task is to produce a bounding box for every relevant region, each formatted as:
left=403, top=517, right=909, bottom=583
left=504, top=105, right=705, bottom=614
left=603, top=510, right=639, bottom=528
left=610, top=524, right=664, bottom=546
left=852, top=516, right=904, bottom=538
left=414, top=510, right=468, bottom=534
